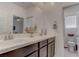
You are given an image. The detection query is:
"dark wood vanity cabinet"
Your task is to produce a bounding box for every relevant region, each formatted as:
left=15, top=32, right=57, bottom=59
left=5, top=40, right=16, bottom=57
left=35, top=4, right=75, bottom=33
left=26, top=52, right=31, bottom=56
left=0, top=43, right=38, bottom=57
left=48, top=42, right=55, bottom=57
left=48, top=37, right=55, bottom=57
left=26, top=51, right=38, bottom=57
left=0, top=37, right=55, bottom=57
left=39, top=40, right=47, bottom=57
left=39, top=46, right=47, bottom=57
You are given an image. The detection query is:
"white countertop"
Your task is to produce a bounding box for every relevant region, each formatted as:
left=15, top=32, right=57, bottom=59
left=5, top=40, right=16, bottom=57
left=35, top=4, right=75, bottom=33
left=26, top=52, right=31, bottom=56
left=0, top=32, right=56, bottom=54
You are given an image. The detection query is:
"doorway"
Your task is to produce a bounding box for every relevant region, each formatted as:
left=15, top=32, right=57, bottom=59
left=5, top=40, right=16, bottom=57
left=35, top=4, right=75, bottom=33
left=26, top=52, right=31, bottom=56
left=63, top=4, right=79, bottom=57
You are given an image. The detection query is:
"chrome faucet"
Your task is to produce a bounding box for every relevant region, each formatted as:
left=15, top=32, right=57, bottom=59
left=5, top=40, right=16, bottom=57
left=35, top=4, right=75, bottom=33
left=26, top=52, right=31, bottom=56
left=40, top=29, right=47, bottom=36
left=44, top=29, right=47, bottom=35
left=4, top=32, right=13, bottom=40
left=40, top=29, right=43, bottom=36
left=8, top=32, right=13, bottom=40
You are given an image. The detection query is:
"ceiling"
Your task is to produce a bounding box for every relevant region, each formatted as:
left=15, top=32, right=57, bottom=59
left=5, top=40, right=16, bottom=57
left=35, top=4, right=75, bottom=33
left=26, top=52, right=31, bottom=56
left=13, top=2, right=79, bottom=8
left=13, top=2, right=35, bottom=7
left=56, top=2, right=79, bottom=7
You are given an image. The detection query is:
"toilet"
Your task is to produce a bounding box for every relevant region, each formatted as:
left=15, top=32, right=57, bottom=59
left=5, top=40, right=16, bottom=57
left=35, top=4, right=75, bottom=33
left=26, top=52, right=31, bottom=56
left=68, top=41, right=76, bottom=52
left=67, top=33, right=77, bottom=53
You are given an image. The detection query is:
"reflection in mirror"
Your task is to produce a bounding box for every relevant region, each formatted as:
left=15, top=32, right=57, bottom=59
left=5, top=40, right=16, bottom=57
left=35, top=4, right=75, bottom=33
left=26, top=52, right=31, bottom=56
left=13, top=16, right=24, bottom=34
left=0, top=17, right=5, bottom=34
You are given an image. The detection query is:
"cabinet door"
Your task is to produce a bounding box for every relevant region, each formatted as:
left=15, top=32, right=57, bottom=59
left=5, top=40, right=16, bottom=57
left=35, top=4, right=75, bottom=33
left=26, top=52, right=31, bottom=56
left=40, top=46, right=47, bottom=57
left=23, top=43, right=38, bottom=56
left=27, top=51, right=38, bottom=57
left=48, top=43, right=55, bottom=57
left=40, top=40, right=47, bottom=48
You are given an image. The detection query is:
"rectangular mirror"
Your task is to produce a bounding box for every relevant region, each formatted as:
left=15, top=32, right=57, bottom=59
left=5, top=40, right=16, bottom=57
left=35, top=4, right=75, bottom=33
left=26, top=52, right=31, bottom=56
left=0, top=17, right=6, bottom=34
left=13, top=16, right=24, bottom=34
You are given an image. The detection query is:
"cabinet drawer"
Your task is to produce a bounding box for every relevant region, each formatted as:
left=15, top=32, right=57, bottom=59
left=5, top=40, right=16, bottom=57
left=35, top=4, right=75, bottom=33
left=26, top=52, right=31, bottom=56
left=40, top=40, right=47, bottom=48
left=48, top=37, right=55, bottom=43
left=0, top=43, right=38, bottom=57
left=27, top=51, right=38, bottom=57
left=40, top=46, right=47, bottom=57
left=48, top=43, right=55, bottom=57
left=23, top=43, right=38, bottom=56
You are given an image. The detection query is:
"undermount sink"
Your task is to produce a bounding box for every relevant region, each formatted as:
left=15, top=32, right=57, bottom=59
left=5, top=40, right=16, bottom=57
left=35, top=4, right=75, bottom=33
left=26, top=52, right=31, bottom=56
left=0, top=33, right=47, bottom=43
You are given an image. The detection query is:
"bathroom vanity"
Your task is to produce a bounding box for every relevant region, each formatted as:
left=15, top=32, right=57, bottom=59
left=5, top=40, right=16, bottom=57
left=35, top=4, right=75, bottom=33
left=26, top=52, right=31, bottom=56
left=0, top=33, right=56, bottom=57
left=0, top=14, right=56, bottom=57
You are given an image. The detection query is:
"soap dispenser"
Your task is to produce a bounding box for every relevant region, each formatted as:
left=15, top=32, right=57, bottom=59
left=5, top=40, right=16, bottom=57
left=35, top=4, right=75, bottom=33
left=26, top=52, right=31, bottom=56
left=40, top=29, right=43, bottom=36
left=44, top=29, right=47, bottom=35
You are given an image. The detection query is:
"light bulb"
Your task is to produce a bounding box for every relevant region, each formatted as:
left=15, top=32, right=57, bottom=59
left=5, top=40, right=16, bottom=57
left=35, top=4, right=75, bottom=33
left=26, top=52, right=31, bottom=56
left=17, top=19, right=20, bottom=21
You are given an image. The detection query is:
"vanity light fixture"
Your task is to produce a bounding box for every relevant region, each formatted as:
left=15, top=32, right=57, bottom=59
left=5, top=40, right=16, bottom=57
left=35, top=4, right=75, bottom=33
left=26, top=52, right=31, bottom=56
left=17, top=19, right=20, bottom=21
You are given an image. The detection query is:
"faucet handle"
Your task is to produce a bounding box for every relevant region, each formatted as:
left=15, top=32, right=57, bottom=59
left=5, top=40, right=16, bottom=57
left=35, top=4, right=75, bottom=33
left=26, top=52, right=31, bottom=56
left=4, top=35, right=8, bottom=40
left=11, top=34, right=13, bottom=39
left=10, top=32, right=13, bottom=39
left=8, top=32, right=13, bottom=40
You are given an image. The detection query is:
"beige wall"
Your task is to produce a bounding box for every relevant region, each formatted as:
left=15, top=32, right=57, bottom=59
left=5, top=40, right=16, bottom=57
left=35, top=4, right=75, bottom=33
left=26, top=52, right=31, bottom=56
left=0, top=2, right=29, bottom=33
left=54, top=6, right=64, bottom=57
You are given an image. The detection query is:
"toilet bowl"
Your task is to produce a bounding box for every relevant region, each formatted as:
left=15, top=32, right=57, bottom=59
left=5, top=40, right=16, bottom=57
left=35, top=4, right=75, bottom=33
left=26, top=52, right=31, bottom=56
left=68, top=41, right=76, bottom=53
